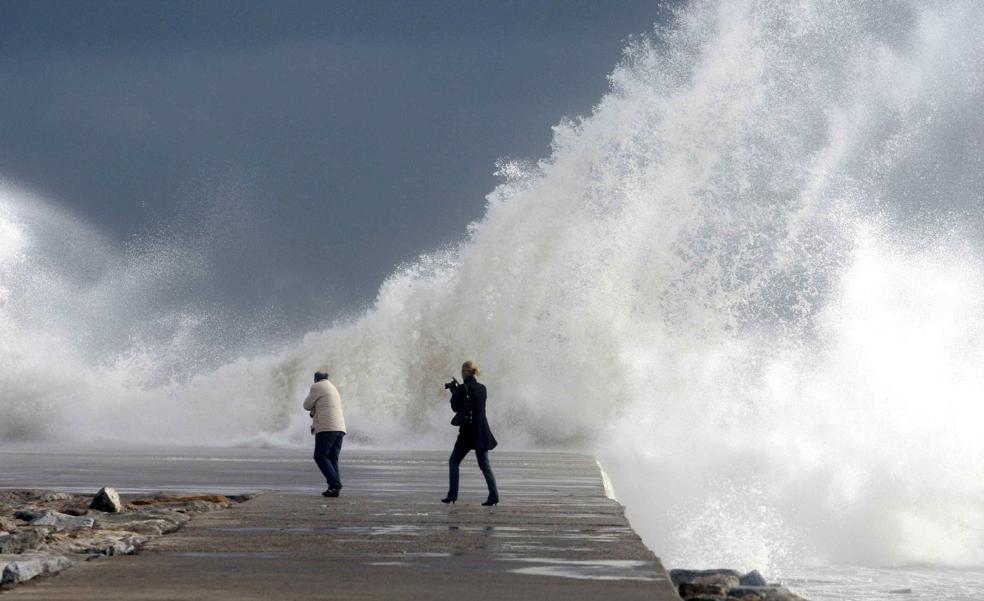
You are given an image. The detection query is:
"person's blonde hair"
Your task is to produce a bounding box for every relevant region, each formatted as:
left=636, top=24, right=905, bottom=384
left=461, top=360, right=481, bottom=378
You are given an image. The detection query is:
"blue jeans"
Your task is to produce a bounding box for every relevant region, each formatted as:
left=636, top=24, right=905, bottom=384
left=314, top=431, right=344, bottom=490
left=447, top=440, right=498, bottom=502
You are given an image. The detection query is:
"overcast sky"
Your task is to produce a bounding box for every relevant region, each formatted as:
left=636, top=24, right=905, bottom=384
left=0, top=0, right=675, bottom=335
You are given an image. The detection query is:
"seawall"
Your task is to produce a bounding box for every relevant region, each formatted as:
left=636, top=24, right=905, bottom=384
left=0, top=447, right=681, bottom=600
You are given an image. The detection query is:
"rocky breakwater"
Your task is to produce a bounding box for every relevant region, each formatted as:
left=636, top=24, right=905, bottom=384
left=0, top=488, right=248, bottom=589
left=670, top=568, right=809, bottom=601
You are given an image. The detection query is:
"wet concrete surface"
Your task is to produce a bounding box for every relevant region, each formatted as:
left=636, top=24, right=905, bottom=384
left=0, top=448, right=679, bottom=600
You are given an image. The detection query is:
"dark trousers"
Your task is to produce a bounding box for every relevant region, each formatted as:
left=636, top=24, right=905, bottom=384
left=447, top=439, right=498, bottom=501
left=314, top=431, right=344, bottom=490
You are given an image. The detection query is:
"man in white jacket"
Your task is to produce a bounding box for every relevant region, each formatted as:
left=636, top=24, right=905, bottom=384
left=303, top=370, right=347, bottom=497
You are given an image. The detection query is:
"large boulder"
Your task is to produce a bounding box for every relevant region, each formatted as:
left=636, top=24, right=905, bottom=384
left=0, top=554, right=75, bottom=584
left=89, top=487, right=123, bottom=513
left=29, top=510, right=94, bottom=530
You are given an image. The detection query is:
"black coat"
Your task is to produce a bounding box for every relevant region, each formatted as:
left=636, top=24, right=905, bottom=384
left=450, top=376, right=498, bottom=451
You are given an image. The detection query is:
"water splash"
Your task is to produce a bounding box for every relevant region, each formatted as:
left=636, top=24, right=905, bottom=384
left=3, top=0, right=984, bottom=572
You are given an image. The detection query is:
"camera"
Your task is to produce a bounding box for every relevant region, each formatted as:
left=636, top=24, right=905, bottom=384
left=444, top=377, right=460, bottom=391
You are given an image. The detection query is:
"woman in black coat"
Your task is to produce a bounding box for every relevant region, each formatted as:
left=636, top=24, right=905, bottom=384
left=443, top=360, right=499, bottom=506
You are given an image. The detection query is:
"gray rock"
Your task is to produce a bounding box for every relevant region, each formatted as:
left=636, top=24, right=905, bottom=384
left=90, top=487, right=123, bottom=513
left=105, top=519, right=174, bottom=536
left=671, top=569, right=744, bottom=587
left=728, top=586, right=778, bottom=598
left=14, top=508, right=44, bottom=522
left=740, top=570, right=768, bottom=587
left=131, top=493, right=232, bottom=508
left=30, top=510, right=94, bottom=530
left=41, top=492, right=73, bottom=502
left=173, top=500, right=224, bottom=513
left=693, top=573, right=741, bottom=589
left=0, top=516, right=17, bottom=533
left=228, top=493, right=257, bottom=502
left=680, top=581, right=728, bottom=597
left=0, top=529, right=45, bottom=554
left=763, top=590, right=809, bottom=601
left=0, top=553, right=75, bottom=584
left=144, top=510, right=190, bottom=527
left=93, top=510, right=188, bottom=532
left=45, top=531, right=146, bottom=556
left=0, top=491, right=71, bottom=508
left=721, top=587, right=805, bottom=601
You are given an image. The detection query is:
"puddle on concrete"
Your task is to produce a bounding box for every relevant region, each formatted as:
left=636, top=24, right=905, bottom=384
left=368, top=525, right=423, bottom=536
left=502, top=558, right=665, bottom=582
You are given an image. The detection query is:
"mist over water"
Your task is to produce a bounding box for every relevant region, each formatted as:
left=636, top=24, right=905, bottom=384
left=3, top=0, right=984, bottom=581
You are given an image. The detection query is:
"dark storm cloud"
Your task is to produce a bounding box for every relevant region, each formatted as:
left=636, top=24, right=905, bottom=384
left=0, top=0, right=676, bottom=333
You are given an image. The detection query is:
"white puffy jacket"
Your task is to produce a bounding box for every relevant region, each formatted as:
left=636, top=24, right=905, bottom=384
left=303, top=379, right=347, bottom=434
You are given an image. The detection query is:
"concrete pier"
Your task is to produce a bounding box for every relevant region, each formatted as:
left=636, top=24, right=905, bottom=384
left=0, top=448, right=679, bottom=600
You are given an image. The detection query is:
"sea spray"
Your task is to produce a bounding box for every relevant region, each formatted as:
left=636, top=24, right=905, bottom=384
left=3, top=0, right=984, bottom=574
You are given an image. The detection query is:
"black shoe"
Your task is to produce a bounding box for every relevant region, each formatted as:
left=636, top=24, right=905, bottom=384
left=322, top=488, right=340, bottom=498
left=481, top=499, right=498, bottom=507
left=441, top=497, right=456, bottom=504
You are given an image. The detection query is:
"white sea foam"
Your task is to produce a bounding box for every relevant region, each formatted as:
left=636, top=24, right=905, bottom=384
left=2, top=0, right=984, bottom=578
